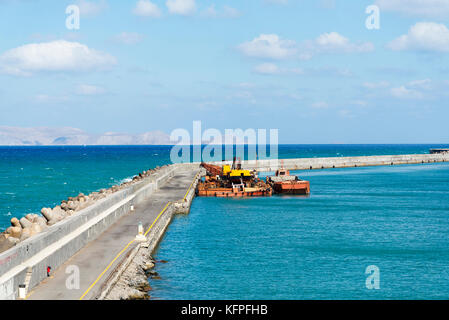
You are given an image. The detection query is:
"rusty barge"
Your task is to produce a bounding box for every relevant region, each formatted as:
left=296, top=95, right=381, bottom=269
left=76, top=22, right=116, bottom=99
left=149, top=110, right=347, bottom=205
left=266, top=169, right=310, bottom=195
left=197, top=159, right=310, bottom=197
left=197, top=159, right=273, bottom=197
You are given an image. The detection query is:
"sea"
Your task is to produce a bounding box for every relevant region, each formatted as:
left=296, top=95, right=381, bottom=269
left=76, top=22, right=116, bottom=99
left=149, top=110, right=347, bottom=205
left=1, top=144, right=448, bottom=299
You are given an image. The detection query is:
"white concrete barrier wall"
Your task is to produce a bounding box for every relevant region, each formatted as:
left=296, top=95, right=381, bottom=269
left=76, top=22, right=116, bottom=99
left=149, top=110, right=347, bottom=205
left=100, top=170, right=201, bottom=300
left=0, top=164, right=180, bottom=300
left=211, top=154, right=449, bottom=172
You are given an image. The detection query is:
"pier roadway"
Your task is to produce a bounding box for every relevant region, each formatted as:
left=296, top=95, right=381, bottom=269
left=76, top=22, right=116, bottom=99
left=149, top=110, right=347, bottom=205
left=26, top=168, right=199, bottom=300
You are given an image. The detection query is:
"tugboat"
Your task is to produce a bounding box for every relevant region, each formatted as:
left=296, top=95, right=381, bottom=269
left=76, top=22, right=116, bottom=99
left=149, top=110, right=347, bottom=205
left=197, top=158, right=272, bottom=197
left=266, top=169, right=310, bottom=195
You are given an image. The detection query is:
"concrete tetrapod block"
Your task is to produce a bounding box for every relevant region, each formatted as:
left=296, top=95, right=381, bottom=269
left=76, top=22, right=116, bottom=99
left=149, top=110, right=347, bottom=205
left=19, top=217, right=33, bottom=229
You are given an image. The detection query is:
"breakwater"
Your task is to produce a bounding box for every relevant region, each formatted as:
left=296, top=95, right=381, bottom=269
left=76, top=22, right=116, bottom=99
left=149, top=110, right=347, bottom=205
left=220, top=153, right=449, bottom=172
left=100, top=171, right=201, bottom=300
left=0, top=166, right=174, bottom=253
left=0, top=163, right=199, bottom=300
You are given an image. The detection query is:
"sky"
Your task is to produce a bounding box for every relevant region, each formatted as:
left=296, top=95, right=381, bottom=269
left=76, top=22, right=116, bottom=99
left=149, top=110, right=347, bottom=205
left=0, top=0, right=448, bottom=144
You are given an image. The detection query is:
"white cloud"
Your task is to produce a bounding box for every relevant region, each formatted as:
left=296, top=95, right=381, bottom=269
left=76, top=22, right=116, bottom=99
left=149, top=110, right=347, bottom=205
left=239, top=32, right=373, bottom=60
left=388, top=22, right=449, bottom=52
left=305, top=32, right=374, bottom=56
left=389, top=79, right=437, bottom=99
left=234, top=82, right=256, bottom=89
left=133, top=0, right=162, bottom=17
left=319, top=0, right=336, bottom=9
left=223, top=6, right=241, bottom=18
left=265, top=0, right=288, bottom=4
left=202, top=5, right=218, bottom=17
left=113, top=32, right=144, bottom=45
left=238, top=34, right=297, bottom=59
left=166, top=0, right=196, bottom=16
left=363, top=81, right=390, bottom=89
left=339, top=109, right=354, bottom=118
left=408, top=79, right=432, bottom=89
left=76, top=84, right=106, bottom=95
left=253, top=63, right=280, bottom=74
left=0, top=40, right=116, bottom=76
left=34, top=94, right=70, bottom=103
left=253, top=63, right=304, bottom=75
left=311, top=101, right=329, bottom=108
left=390, top=86, right=424, bottom=99
left=304, top=66, right=353, bottom=77
left=76, top=0, right=108, bottom=16
left=376, top=0, right=449, bottom=18
left=290, top=68, right=304, bottom=75
left=201, top=5, right=240, bottom=18
left=350, top=100, right=368, bottom=107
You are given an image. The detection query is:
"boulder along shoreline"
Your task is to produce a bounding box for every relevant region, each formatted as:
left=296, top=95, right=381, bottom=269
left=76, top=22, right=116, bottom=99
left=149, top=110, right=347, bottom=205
left=103, top=242, right=167, bottom=300
left=0, top=165, right=171, bottom=253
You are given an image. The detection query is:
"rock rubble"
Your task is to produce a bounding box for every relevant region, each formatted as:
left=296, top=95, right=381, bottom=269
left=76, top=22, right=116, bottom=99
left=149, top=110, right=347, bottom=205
left=0, top=165, right=170, bottom=253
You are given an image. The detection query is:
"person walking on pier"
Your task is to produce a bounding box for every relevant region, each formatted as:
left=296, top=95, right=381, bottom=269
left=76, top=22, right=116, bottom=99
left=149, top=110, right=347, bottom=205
left=47, top=266, right=51, bottom=277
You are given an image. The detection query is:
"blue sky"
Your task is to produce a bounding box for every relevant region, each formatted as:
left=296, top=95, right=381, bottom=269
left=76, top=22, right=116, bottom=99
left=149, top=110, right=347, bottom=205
left=0, top=0, right=448, bottom=143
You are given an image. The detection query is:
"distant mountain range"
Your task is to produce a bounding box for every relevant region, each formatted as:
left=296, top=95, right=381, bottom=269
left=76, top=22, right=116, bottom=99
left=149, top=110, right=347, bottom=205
left=0, top=126, right=172, bottom=146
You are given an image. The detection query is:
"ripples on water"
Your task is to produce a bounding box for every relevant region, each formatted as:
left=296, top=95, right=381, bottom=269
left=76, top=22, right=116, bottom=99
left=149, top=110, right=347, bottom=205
left=151, top=163, right=449, bottom=300
left=4, top=144, right=444, bottom=229
left=0, top=146, right=173, bottom=230
left=1, top=145, right=449, bottom=299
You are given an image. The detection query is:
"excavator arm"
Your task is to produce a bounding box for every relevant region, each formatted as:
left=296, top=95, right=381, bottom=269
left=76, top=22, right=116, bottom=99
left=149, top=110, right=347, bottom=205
left=200, top=162, right=223, bottom=176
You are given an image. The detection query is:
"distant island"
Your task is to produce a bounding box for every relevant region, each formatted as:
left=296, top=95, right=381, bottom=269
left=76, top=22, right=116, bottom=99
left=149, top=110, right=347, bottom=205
left=0, top=126, right=171, bottom=146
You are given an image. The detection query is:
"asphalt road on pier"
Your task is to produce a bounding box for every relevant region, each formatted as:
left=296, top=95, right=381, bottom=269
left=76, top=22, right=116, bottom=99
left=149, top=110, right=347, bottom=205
left=27, top=168, right=198, bottom=300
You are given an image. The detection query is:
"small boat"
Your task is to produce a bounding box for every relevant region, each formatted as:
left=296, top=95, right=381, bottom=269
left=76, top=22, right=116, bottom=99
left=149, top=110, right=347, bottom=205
left=266, top=169, right=310, bottom=195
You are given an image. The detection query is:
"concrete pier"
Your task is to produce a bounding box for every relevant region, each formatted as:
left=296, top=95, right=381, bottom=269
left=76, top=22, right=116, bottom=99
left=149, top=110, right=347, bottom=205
left=25, top=167, right=200, bottom=300
left=221, top=153, right=449, bottom=172
left=0, top=163, right=201, bottom=300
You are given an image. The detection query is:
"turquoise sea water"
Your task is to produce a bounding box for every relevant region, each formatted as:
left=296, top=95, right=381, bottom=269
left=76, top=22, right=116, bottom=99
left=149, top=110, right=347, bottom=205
left=2, top=144, right=444, bottom=230
left=151, top=163, right=449, bottom=300
left=1, top=144, right=449, bottom=299
left=0, top=146, right=172, bottom=231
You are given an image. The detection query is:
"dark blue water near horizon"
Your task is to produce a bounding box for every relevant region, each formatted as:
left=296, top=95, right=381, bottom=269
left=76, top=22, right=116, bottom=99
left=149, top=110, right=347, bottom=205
left=1, top=144, right=449, bottom=299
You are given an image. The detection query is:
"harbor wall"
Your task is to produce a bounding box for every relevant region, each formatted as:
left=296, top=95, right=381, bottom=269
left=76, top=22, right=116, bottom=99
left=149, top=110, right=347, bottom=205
left=215, top=153, right=449, bottom=172
left=99, top=170, right=202, bottom=300
left=0, top=164, right=184, bottom=300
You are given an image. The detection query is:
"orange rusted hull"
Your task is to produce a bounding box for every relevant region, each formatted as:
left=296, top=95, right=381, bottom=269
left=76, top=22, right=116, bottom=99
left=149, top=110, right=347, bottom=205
left=197, top=161, right=273, bottom=198
left=196, top=183, right=273, bottom=197
left=197, top=187, right=272, bottom=197
left=266, top=169, right=310, bottom=195
left=272, top=180, right=310, bottom=195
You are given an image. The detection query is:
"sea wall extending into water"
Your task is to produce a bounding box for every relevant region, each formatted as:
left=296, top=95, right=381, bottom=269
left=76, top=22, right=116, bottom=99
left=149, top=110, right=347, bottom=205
left=0, top=164, right=188, bottom=300
left=100, top=170, right=202, bottom=300
left=223, top=153, right=449, bottom=172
